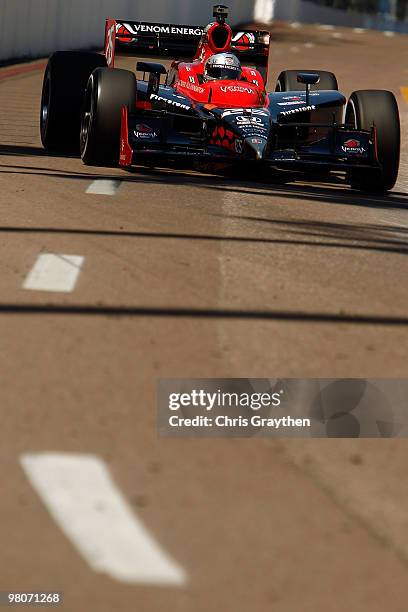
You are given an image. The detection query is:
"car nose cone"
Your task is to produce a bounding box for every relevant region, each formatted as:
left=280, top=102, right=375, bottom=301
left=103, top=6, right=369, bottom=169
left=245, top=137, right=268, bottom=160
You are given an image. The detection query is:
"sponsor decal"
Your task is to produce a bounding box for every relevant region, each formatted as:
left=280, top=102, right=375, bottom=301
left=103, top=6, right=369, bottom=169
left=250, top=138, right=264, bottom=145
left=134, top=124, right=158, bottom=139
left=235, top=139, right=244, bottom=153
left=119, top=22, right=203, bottom=37
left=232, top=31, right=256, bottom=51
left=117, top=24, right=133, bottom=43
left=210, top=63, right=240, bottom=72
left=150, top=93, right=190, bottom=111
left=277, top=101, right=310, bottom=107
left=341, top=138, right=366, bottom=154
left=280, top=105, right=316, bottom=116
left=239, top=131, right=268, bottom=138
left=220, top=85, right=255, bottom=94
left=236, top=116, right=263, bottom=126
left=247, top=69, right=260, bottom=87
left=178, top=80, right=205, bottom=94
left=221, top=108, right=269, bottom=118
left=281, top=93, right=319, bottom=101
left=106, top=23, right=115, bottom=66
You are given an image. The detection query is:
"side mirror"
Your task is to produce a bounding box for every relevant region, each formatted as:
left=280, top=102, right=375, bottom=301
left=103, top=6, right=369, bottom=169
left=297, top=72, right=320, bottom=105
left=297, top=73, right=320, bottom=85
left=136, top=61, right=167, bottom=75
left=136, top=62, right=167, bottom=96
left=148, top=73, right=160, bottom=96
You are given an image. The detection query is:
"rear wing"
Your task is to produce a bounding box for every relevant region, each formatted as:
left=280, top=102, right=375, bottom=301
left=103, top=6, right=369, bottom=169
left=105, top=19, right=270, bottom=81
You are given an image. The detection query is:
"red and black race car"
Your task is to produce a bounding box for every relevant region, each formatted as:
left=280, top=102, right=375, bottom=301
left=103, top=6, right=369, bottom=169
left=40, top=4, right=400, bottom=192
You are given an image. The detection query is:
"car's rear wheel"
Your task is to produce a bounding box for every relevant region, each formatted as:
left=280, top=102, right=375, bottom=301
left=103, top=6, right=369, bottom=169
left=345, top=90, right=400, bottom=193
left=40, top=51, right=107, bottom=154
left=275, top=70, right=338, bottom=92
left=80, top=68, right=137, bottom=166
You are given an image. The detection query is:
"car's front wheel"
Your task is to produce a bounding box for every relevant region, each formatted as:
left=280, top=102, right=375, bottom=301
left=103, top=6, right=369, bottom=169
left=80, top=68, right=137, bottom=166
left=345, top=90, right=400, bottom=193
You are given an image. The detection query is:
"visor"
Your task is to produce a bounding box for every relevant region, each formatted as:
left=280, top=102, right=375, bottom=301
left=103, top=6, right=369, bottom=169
left=207, top=66, right=241, bottom=80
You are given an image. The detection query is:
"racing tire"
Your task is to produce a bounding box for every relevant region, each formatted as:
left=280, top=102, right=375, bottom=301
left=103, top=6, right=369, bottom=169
left=345, top=90, right=400, bottom=193
left=80, top=68, right=137, bottom=166
left=40, top=51, right=107, bottom=154
left=275, top=70, right=338, bottom=92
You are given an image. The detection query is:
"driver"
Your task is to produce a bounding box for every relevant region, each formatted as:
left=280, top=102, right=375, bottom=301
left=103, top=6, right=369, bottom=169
left=203, top=52, right=242, bottom=81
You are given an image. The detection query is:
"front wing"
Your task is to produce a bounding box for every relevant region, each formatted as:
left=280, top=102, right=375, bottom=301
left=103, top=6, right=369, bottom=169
left=119, top=107, right=380, bottom=173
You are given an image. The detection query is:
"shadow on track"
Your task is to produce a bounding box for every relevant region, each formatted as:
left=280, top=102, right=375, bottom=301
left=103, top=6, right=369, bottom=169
left=0, top=224, right=406, bottom=257
left=1, top=146, right=407, bottom=325
left=0, top=144, right=77, bottom=158
left=0, top=302, right=406, bottom=326
left=1, top=143, right=408, bottom=212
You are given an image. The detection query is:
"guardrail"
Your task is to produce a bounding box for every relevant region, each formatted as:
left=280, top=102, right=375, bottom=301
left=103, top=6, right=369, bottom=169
left=0, top=0, right=257, bottom=62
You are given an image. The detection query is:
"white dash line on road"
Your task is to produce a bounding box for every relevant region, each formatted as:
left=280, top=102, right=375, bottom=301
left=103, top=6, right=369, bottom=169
left=20, top=453, right=187, bottom=586
left=86, top=179, right=122, bottom=196
left=23, top=254, right=84, bottom=293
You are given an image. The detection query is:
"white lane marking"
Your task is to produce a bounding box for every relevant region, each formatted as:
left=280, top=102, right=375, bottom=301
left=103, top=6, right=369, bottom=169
left=20, top=453, right=187, bottom=586
left=332, top=31, right=342, bottom=38
left=384, top=30, right=395, bottom=37
left=353, top=27, right=365, bottom=33
left=23, top=254, right=84, bottom=293
left=304, top=42, right=315, bottom=48
left=290, top=22, right=301, bottom=28
left=319, top=24, right=334, bottom=30
left=290, top=46, right=300, bottom=53
left=86, top=179, right=121, bottom=196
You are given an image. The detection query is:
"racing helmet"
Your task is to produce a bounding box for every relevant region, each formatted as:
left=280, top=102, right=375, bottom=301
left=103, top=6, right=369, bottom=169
left=204, top=52, right=242, bottom=81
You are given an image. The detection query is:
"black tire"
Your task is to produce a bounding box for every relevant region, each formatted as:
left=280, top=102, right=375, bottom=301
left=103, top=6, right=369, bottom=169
left=275, top=70, right=338, bottom=92
left=80, top=68, right=137, bottom=166
left=40, top=51, right=107, bottom=154
left=346, top=90, right=400, bottom=192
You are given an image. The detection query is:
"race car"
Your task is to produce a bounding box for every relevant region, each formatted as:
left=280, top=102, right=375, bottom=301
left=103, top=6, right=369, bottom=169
left=40, top=4, right=400, bottom=192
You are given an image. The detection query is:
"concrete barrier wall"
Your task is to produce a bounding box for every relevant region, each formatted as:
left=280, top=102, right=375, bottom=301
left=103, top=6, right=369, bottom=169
left=272, top=0, right=408, bottom=32
left=0, top=0, right=257, bottom=61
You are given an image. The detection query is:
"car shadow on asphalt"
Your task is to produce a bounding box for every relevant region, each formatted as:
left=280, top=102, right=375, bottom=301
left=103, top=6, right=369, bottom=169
left=1, top=143, right=408, bottom=212
left=1, top=146, right=407, bottom=323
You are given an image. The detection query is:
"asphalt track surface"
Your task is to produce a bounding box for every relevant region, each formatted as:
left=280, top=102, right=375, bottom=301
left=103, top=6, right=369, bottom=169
left=0, top=21, right=408, bottom=612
